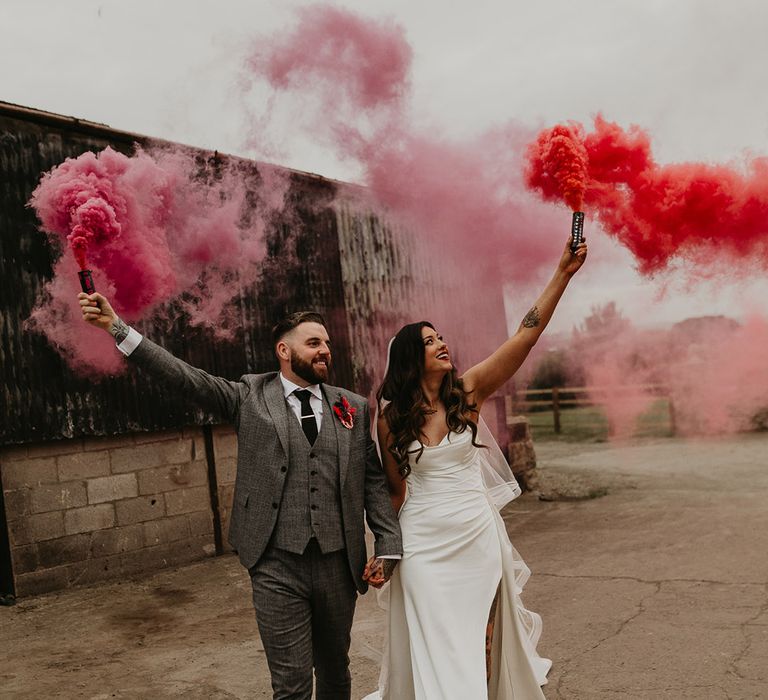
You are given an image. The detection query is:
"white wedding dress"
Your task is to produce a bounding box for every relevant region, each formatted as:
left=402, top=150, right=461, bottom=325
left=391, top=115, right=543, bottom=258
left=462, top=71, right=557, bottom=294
left=365, top=429, right=551, bottom=700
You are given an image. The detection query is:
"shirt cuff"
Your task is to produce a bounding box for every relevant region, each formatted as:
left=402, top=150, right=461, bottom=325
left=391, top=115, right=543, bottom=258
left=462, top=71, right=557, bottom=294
left=117, top=328, right=143, bottom=356
left=377, top=554, right=402, bottom=560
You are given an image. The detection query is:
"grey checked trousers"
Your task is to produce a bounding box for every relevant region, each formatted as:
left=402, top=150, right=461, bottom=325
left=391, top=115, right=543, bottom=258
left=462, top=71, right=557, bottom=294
left=249, top=540, right=358, bottom=700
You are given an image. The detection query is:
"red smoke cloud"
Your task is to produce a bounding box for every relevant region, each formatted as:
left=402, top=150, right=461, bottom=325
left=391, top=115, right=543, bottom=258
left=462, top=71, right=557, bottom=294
left=29, top=146, right=289, bottom=373
left=526, top=116, right=768, bottom=275
left=525, top=123, right=588, bottom=212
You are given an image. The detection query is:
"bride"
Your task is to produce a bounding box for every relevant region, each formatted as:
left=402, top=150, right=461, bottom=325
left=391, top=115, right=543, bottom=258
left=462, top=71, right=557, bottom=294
left=362, top=236, right=587, bottom=699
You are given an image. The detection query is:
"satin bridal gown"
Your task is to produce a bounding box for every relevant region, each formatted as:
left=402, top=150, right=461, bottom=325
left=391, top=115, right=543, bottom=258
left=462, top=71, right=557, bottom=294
left=365, top=429, right=551, bottom=700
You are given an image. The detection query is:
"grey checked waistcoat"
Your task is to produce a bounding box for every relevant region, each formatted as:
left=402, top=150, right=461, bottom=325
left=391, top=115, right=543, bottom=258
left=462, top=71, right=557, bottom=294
left=271, top=397, right=345, bottom=554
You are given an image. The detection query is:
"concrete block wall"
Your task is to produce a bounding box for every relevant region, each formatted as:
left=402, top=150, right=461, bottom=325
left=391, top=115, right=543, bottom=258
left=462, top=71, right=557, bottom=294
left=0, top=428, right=218, bottom=597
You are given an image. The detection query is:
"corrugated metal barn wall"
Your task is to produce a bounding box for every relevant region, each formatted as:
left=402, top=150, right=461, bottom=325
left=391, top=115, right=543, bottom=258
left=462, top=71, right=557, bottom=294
left=0, top=103, right=366, bottom=446
left=334, top=202, right=418, bottom=394
left=1, top=101, right=510, bottom=448
left=334, top=198, right=510, bottom=400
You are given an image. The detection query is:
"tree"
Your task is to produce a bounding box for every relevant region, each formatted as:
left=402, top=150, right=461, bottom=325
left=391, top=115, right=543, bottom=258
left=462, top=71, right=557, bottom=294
left=572, top=301, right=631, bottom=346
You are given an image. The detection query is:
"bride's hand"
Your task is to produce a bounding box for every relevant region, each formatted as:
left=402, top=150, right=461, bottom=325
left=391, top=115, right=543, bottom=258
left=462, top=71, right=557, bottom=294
left=558, top=237, right=588, bottom=277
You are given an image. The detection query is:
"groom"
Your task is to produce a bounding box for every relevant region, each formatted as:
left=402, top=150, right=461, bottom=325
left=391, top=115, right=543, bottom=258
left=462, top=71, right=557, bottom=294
left=78, top=292, right=403, bottom=700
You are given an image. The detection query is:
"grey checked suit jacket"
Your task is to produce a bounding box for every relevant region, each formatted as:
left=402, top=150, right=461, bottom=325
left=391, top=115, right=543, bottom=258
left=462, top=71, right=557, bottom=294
left=129, top=337, right=403, bottom=593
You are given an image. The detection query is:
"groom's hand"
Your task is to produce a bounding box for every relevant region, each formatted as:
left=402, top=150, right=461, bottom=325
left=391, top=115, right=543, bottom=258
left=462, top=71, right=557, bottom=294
left=78, top=292, right=118, bottom=333
left=363, top=556, right=398, bottom=589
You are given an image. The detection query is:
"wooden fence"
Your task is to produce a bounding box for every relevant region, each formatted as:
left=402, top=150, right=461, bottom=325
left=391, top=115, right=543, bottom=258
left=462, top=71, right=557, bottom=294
left=506, top=384, right=676, bottom=436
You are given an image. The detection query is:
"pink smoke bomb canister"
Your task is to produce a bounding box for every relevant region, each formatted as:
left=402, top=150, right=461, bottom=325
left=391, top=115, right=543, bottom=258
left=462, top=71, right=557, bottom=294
left=68, top=227, right=97, bottom=293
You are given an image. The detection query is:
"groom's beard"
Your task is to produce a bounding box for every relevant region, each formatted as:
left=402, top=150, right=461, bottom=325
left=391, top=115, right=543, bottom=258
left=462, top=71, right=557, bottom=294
left=290, top=350, right=331, bottom=385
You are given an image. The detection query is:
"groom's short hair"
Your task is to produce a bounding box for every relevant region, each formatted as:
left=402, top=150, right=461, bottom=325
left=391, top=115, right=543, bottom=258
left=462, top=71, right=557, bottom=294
left=272, top=311, right=327, bottom=345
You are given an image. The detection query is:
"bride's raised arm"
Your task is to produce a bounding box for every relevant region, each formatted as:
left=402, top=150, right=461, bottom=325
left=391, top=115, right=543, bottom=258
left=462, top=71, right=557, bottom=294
left=461, top=237, right=588, bottom=408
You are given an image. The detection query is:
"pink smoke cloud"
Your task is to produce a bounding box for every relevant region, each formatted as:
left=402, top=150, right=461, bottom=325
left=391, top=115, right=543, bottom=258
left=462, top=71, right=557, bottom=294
left=250, top=4, right=412, bottom=113
left=664, top=315, right=768, bottom=434
left=247, top=13, right=580, bottom=415
left=568, top=305, right=768, bottom=437
left=239, top=3, right=594, bottom=391
left=26, top=258, right=124, bottom=375
left=29, top=146, right=290, bottom=372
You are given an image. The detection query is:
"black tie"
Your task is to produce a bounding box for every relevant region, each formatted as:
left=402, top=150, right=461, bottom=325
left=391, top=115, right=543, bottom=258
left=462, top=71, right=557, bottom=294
left=294, top=389, right=318, bottom=445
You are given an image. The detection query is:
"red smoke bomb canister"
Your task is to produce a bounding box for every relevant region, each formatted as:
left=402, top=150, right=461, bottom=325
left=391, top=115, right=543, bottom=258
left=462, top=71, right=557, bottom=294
left=570, top=211, right=584, bottom=253
left=78, top=270, right=96, bottom=294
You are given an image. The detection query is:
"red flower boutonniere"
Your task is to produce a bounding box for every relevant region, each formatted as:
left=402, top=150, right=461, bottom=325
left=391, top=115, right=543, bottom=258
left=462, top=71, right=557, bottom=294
left=333, top=395, right=356, bottom=429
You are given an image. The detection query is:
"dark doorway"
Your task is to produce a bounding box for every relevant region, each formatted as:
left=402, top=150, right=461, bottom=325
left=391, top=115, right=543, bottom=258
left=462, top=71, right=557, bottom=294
left=0, top=484, right=15, bottom=600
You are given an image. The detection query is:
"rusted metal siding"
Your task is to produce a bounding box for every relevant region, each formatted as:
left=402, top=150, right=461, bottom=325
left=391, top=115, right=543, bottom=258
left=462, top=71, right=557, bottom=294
left=334, top=197, right=509, bottom=399
left=0, top=103, right=357, bottom=445
left=334, top=201, right=414, bottom=394
left=1, top=109, right=136, bottom=445
left=1, top=101, right=509, bottom=446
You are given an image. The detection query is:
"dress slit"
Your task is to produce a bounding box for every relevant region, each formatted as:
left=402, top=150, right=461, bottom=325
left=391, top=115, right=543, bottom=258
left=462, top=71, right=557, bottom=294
left=486, top=584, right=501, bottom=682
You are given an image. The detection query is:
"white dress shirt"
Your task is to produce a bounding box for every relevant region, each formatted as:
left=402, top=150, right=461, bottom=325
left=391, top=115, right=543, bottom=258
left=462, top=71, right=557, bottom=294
left=279, top=373, right=324, bottom=429
left=117, top=327, right=144, bottom=356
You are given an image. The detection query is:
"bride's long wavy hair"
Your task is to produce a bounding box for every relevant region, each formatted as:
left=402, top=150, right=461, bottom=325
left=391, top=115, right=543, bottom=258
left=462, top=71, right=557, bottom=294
left=376, top=321, right=482, bottom=478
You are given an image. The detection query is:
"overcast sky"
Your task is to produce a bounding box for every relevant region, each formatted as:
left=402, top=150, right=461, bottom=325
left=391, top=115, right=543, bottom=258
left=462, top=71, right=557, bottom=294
left=3, top=0, right=767, bottom=332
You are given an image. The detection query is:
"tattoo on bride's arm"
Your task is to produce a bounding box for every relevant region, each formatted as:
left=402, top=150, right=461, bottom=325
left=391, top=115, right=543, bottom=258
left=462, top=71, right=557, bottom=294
left=521, top=306, right=540, bottom=329
left=109, top=317, right=130, bottom=344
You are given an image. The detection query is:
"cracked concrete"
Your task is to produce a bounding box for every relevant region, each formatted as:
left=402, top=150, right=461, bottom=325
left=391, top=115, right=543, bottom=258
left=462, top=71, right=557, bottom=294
left=519, top=433, right=768, bottom=699
left=1, top=432, right=767, bottom=698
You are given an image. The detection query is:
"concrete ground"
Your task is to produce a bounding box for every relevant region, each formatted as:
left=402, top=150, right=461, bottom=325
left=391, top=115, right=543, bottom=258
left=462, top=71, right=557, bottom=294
left=1, top=433, right=767, bottom=699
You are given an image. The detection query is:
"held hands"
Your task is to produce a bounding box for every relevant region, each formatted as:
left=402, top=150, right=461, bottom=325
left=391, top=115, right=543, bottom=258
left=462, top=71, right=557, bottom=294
left=558, top=236, right=588, bottom=277
left=78, top=292, right=118, bottom=333
left=363, top=556, right=398, bottom=589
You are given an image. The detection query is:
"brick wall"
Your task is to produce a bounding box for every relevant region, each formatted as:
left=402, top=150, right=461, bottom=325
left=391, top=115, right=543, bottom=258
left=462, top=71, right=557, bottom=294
left=0, top=428, right=222, bottom=597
